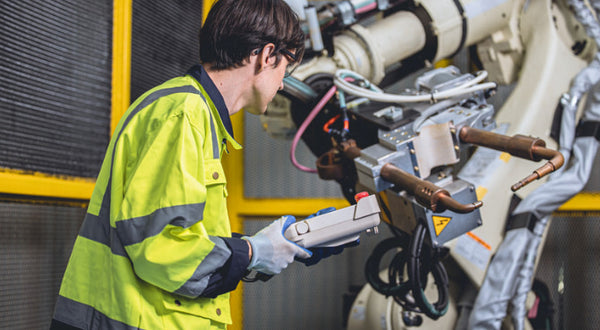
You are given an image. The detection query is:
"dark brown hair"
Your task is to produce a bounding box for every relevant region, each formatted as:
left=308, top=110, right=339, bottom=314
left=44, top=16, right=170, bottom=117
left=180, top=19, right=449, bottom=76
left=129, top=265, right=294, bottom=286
left=199, top=0, right=305, bottom=70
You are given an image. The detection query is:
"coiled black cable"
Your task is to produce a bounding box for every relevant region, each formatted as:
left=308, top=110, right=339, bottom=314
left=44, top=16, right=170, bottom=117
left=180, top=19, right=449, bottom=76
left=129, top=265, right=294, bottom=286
left=364, top=222, right=450, bottom=321
left=365, top=236, right=411, bottom=299
left=407, top=223, right=449, bottom=320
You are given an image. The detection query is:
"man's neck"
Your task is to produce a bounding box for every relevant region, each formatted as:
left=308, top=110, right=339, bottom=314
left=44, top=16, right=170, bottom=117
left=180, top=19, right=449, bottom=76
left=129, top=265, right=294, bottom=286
left=204, top=65, right=255, bottom=115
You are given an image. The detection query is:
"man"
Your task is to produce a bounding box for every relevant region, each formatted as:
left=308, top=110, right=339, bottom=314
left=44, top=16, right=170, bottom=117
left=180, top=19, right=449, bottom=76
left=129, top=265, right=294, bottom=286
left=51, top=0, right=333, bottom=329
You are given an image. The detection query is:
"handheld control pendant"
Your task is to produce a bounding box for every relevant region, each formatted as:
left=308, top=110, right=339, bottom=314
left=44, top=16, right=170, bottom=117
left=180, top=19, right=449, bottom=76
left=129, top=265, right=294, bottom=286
left=284, top=193, right=381, bottom=248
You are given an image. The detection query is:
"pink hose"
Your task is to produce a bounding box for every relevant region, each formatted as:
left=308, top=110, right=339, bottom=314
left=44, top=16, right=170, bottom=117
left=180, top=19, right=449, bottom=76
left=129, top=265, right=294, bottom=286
left=290, top=85, right=338, bottom=173
left=355, top=2, right=377, bottom=15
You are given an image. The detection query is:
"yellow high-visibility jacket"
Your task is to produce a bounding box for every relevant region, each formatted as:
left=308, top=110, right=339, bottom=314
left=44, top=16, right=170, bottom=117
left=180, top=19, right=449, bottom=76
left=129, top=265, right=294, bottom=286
left=53, top=65, right=248, bottom=329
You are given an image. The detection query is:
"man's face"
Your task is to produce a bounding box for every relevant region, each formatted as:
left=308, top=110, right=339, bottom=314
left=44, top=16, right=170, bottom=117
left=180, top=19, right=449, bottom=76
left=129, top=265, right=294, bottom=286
left=246, top=49, right=297, bottom=115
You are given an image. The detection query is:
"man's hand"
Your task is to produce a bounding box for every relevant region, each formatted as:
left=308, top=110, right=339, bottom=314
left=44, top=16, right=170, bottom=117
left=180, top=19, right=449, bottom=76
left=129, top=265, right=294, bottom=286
left=243, top=216, right=311, bottom=275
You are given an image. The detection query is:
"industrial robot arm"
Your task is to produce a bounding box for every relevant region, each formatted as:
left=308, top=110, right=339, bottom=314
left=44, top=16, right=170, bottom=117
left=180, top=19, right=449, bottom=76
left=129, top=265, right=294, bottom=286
left=262, top=0, right=596, bottom=328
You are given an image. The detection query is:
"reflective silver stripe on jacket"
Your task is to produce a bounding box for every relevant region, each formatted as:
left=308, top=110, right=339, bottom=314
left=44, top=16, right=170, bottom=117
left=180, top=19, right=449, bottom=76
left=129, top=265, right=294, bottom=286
left=78, top=203, right=206, bottom=256
left=116, top=203, right=206, bottom=246
left=175, top=236, right=231, bottom=297
left=78, top=212, right=127, bottom=256
left=54, top=296, right=143, bottom=330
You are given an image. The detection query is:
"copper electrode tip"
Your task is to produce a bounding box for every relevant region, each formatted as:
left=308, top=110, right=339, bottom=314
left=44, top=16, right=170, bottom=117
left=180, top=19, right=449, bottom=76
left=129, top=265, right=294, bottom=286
left=511, top=182, right=523, bottom=192
left=511, top=173, right=540, bottom=192
left=437, top=193, right=483, bottom=214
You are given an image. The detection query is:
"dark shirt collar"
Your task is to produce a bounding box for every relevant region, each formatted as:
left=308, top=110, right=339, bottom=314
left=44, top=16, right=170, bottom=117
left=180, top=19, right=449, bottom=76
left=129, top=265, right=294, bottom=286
left=186, top=64, right=234, bottom=139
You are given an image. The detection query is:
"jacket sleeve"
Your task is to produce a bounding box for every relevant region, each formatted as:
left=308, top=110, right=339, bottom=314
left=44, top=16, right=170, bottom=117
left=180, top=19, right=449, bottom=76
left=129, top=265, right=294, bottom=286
left=111, top=106, right=249, bottom=298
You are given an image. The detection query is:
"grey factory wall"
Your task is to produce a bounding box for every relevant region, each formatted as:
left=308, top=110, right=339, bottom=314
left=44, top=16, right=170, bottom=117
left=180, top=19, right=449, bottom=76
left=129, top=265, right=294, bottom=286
left=244, top=112, right=344, bottom=198
left=130, top=0, right=203, bottom=102
left=0, top=0, right=112, bottom=328
left=0, top=0, right=112, bottom=178
left=0, top=203, right=85, bottom=329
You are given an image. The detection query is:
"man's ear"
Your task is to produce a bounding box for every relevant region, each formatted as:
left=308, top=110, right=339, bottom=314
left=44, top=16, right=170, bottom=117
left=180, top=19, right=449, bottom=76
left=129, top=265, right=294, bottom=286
left=258, top=43, right=277, bottom=70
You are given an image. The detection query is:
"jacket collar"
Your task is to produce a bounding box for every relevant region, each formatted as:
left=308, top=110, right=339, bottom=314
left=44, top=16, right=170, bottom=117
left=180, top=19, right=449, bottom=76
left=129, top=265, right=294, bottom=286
left=186, top=64, right=235, bottom=140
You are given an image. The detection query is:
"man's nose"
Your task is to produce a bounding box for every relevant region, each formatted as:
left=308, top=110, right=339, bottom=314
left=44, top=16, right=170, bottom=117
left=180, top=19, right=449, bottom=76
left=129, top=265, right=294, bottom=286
left=279, top=80, right=284, bottom=90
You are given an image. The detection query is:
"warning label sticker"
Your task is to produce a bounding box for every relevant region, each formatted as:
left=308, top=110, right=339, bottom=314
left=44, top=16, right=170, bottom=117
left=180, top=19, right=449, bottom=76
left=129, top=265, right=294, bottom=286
left=432, top=216, right=451, bottom=236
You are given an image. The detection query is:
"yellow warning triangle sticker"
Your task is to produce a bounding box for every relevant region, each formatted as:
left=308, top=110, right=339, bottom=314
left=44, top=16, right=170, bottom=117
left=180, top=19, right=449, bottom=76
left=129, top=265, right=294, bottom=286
left=432, top=216, right=451, bottom=236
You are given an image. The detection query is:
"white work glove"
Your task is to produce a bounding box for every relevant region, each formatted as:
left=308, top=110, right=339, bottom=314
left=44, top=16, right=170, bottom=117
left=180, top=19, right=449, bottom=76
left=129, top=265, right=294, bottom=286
left=244, top=216, right=312, bottom=275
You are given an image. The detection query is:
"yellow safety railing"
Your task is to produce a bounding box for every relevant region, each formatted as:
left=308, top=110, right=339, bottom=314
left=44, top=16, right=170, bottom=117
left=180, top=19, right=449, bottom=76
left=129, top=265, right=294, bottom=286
left=112, top=0, right=132, bottom=135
